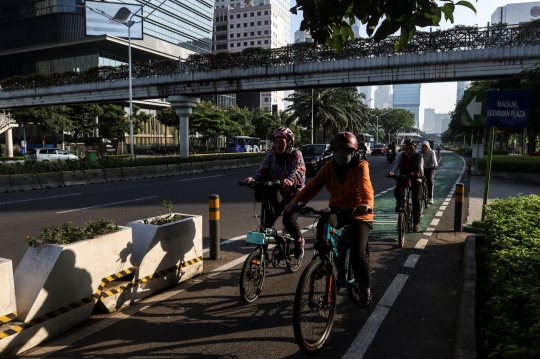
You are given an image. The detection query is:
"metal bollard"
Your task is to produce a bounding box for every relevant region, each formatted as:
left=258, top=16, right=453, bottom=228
left=209, top=194, right=220, bottom=260
left=454, top=183, right=464, bottom=232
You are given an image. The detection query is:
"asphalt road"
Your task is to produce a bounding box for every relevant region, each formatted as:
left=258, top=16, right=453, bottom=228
left=8, top=152, right=468, bottom=359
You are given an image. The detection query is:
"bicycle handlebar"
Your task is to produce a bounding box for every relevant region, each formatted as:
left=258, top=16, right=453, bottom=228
left=294, top=204, right=355, bottom=216
left=238, top=180, right=282, bottom=188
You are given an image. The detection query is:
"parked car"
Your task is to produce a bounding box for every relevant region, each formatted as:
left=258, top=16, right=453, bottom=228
left=25, top=148, right=79, bottom=161
left=299, top=144, right=332, bottom=174
left=371, top=143, right=387, bottom=156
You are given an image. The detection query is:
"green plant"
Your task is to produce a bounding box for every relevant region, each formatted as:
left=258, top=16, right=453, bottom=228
left=478, top=195, right=540, bottom=358
left=26, top=218, right=120, bottom=247
left=143, top=200, right=184, bottom=225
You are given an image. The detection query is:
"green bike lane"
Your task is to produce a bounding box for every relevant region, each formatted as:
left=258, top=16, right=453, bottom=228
left=371, top=153, right=466, bottom=243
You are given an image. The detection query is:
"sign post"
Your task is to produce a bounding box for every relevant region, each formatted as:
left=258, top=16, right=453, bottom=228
left=461, top=90, right=531, bottom=224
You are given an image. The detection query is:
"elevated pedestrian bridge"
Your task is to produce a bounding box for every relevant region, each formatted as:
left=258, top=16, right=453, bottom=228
left=1, top=23, right=540, bottom=109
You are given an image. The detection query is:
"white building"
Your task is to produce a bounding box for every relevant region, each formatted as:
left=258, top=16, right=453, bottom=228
left=456, top=81, right=469, bottom=102
left=491, top=1, right=540, bottom=24
left=294, top=30, right=312, bottom=43
left=212, top=0, right=290, bottom=113
left=423, top=108, right=436, bottom=133
left=374, top=85, right=393, bottom=109
left=357, top=86, right=372, bottom=107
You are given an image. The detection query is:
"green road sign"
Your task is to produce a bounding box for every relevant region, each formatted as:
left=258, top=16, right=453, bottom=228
left=461, top=90, right=487, bottom=126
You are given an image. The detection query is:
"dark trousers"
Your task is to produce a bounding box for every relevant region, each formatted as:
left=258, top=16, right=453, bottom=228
left=262, top=196, right=302, bottom=242
left=394, top=181, right=422, bottom=225
left=317, top=216, right=372, bottom=291
left=424, top=168, right=436, bottom=199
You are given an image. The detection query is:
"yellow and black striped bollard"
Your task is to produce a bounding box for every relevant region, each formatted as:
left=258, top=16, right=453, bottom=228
left=454, top=183, right=464, bottom=232
left=209, top=194, right=220, bottom=260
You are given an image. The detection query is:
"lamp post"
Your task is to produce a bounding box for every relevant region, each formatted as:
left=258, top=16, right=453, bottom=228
left=371, top=109, right=391, bottom=143
left=82, top=1, right=166, bottom=160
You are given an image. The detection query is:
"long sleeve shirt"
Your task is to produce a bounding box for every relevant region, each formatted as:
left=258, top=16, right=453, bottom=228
left=252, top=149, right=306, bottom=198
left=291, top=160, right=374, bottom=222
left=420, top=149, right=438, bottom=169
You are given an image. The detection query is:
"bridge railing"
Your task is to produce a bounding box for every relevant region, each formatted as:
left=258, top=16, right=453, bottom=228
left=1, top=22, right=540, bottom=92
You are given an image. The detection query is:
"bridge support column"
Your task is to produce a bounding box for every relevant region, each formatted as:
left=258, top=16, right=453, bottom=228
left=169, top=95, right=200, bottom=158
left=6, top=128, right=13, bottom=157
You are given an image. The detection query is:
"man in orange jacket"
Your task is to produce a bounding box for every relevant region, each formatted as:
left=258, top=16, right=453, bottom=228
left=285, top=132, right=374, bottom=308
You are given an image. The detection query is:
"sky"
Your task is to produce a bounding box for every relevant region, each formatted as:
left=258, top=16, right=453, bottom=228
left=287, top=0, right=539, bottom=128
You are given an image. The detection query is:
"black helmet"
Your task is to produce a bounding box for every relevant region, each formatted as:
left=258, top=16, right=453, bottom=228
left=403, top=139, right=417, bottom=148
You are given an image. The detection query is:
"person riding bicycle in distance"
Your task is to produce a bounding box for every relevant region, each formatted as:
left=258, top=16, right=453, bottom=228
left=387, top=139, right=424, bottom=232
left=285, top=132, right=374, bottom=308
left=244, top=127, right=307, bottom=259
left=419, top=141, right=439, bottom=204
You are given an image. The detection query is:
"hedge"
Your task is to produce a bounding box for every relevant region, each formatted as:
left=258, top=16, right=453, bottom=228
left=476, top=155, right=540, bottom=173
left=478, top=195, right=540, bottom=358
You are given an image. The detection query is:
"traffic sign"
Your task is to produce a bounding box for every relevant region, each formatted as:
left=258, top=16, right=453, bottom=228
left=461, top=90, right=531, bottom=128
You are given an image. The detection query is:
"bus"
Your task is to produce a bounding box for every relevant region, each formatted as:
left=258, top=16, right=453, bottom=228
left=355, top=133, right=374, bottom=154
left=226, top=136, right=261, bottom=152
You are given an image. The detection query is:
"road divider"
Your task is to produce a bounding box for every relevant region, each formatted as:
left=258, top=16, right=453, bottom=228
left=11, top=174, right=40, bottom=191
left=0, top=258, right=16, bottom=326
left=37, top=172, right=64, bottom=188
left=0, top=175, right=13, bottom=193
left=103, top=168, right=123, bottom=182
left=62, top=171, right=87, bottom=186
left=84, top=169, right=107, bottom=184
left=122, top=167, right=141, bottom=181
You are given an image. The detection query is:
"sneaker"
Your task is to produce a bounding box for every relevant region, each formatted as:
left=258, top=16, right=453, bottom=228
left=413, top=224, right=420, bottom=232
left=428, top=198, right=434, bottom=204
left=294, top=238, right=305, bottom=259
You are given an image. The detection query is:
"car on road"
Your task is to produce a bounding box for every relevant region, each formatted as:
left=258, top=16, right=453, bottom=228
left=371, top=143, right=387, bottom=156
left=25, top=148, right=79, bottom=162
left=299, top=144, right=331, bottom=174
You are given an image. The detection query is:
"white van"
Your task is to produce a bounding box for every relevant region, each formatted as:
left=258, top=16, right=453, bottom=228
left=25, top=148, right=79, bottom=161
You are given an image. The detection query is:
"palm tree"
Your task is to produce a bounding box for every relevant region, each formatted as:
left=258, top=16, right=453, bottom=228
left=285, top=87, right=369, bottom=143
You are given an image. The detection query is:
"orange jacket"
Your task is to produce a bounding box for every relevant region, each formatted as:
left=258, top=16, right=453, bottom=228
left=291, top=160, right=374, bottom=221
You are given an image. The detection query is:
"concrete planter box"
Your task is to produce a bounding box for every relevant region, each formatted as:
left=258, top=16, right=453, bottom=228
left=96, top=214, right=203, bottom=313
left=0, top=258, right=16, bottom=323
left=1, top=227, right=133, bottom=356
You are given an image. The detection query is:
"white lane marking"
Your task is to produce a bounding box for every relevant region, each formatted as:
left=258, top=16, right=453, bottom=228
left=374, top=194, right=381, bottom=197
left=404, top=254, right=420, bottom=268
left=177, top=175, right=223, bottom=182
left=440, top=205, right=447, bottom=211
left=430, top=218, right=440, bottom=226
left=380, top=191, right=388, bottom=194
left=415, top=238, right=428, bottom=250
left=424, top=230, right=434, bottom=237
left=0, top=193, right=82, bottom=205
left=435, top=211, right=443, bottom=217
left=373, top=221, right=396, bottom=224
left=56, top=196, right=158, bottom=213
left=343, top=274, right=409, bottom=359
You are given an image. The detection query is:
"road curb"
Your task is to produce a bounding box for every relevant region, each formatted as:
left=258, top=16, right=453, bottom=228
left=453, top=235, right=477, bottom=359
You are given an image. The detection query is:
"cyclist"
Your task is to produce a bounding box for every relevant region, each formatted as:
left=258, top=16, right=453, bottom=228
left=284, top=132, right=374, bottom=308
left=387, top=139, right=424, bottom=232
left=244, top=127, right=307, bottom=259
left=419, top=141, right=439, bottom=204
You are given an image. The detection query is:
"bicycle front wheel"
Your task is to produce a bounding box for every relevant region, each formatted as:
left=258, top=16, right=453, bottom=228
left=293, top=258, right=337, bottom=354
left=397, top=212, right=406, bottom=248
left=423, top=184, right=429, bottom=209
left=239, top=249, right=265, bottom=304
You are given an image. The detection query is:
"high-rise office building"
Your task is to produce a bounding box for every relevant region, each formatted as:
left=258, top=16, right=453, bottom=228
left=491, top=1, right=540, bottom=24
left=357, top=86, right=372, bottom=107
left=294, top=30, right=312, bottom=43
left=423, top=108, right=436, bottom=133
left=435, top=113, right=450, bottom=134
left=0, top=0, right=214, bottom=148
left=441, top=115, right=451, bottom=133
left=456, top=81, right=469, bottom=102
left=212, top=0, right=290, bottom=113
left=393, top=84, right=421, bottom=128
left=374, top=85, right=393, bottom=109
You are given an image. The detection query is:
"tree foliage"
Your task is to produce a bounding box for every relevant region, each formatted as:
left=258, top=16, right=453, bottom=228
left=369, top=108, right=415, bottom=142
left=98, top=104, right=129, bottom=139
left=291, top=0, right=477, bottom=51
left=68, top=104, right=103, bottom=143
left=285, top=87, right=369, bottom=143
left=10, top=106, right=71, bottom=146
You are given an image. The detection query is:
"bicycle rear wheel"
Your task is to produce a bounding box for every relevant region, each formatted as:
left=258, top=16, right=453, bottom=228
left=239, top=249, right=265, bottom=304
left=423, top=183, right=429, bottom=209
left=293, top=258, right=337, bottom=354
left=397, top=212, right=406, bottom=248
left=286, top=240, right=303, bottom=272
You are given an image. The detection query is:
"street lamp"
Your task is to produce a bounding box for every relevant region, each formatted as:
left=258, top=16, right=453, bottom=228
left=82, top=1, right=166, bottom=160
left=371, top=109, right=391, bottom=144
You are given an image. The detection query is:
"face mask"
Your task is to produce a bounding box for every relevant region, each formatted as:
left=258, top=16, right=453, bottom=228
left=333, top=152, right=352, bottom=166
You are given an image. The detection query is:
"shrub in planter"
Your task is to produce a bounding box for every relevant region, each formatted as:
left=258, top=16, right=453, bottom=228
left=479, top=195, right=540, bottom=359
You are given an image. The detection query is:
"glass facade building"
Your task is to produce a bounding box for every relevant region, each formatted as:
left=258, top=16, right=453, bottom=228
left=393, top=84, right=421, bottom=128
